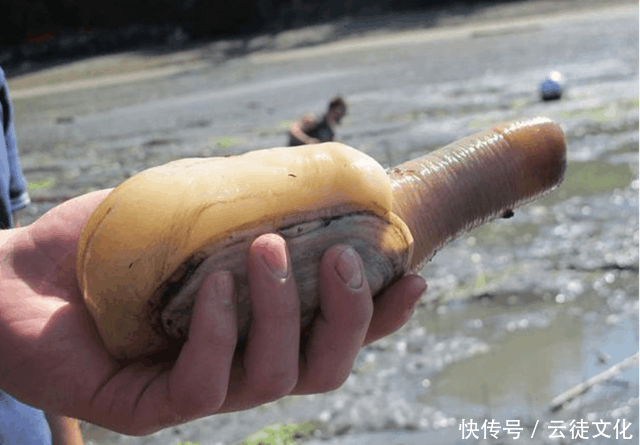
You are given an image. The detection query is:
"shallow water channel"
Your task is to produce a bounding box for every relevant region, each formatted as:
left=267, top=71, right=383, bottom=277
left=10, top=2, right=639, bottom=444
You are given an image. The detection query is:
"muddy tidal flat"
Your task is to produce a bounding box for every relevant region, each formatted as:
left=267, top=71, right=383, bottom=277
left=9, top=1, right=639, bottom=444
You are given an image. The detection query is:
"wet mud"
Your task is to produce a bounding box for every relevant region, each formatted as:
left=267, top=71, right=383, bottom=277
left=9, top=1, right=638, bottom=444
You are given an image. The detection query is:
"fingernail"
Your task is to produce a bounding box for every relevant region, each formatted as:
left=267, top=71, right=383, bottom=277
left=335, top=246, right=364, bottom=289
left=260, top=249, right=289, bottom=281
left=406, top=298, right=421, bottom=320
left=409, top=278, right=427, bottom=316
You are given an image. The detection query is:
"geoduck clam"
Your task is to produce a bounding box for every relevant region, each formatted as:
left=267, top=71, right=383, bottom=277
left=77, top=117, right=566, bottom=360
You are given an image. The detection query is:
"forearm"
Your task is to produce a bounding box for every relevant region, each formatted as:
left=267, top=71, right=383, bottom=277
left=289, top=124, right=319, bottom=145
left=45, top=413, right=84, bottom=445
left=0, top=226, right=25, bottom=271
left=0, top=227, right=17, bottom=272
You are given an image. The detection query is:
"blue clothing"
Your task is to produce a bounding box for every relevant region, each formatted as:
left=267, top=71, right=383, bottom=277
left=0, top=390, right=52, bottom=444
left=0, top=67, right=30, bottom=229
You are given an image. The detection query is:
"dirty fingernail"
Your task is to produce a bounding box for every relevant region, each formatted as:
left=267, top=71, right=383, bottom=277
left=335, top=247, right=364, bottom=289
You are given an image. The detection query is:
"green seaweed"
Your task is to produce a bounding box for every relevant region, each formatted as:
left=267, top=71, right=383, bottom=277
left=238, top=421, right=320, bottom=445
left=28, top=179, right=52, bottom=190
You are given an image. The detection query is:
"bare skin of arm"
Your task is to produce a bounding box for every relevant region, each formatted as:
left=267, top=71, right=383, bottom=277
left=45, top=413, right=84, bottom=445
left=288, top=116, right=321, bottom=145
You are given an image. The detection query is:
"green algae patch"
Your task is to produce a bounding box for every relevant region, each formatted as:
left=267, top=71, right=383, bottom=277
left=239, top=421, right=320, bottom=445
left=28, top=180, right=53, bottom=190
left=560, top=98, right=639, bottom=123
left=552, top=161, right=634, bottom=202
left=208, top=136, right=242, bottom=149
left=278, top=120, right=296, bottom=128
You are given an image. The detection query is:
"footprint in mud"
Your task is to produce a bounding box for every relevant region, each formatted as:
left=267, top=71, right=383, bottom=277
left=182, top=119, right=211, bottom=128
left=56, top=116, right=74, bottom=124
left=142, top=138, right=182, bottom=147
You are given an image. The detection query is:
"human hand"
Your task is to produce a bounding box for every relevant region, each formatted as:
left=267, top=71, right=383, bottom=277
left=0, top=189, right=426, bottom=435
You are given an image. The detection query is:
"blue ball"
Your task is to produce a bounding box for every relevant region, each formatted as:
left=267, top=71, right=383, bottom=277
left=540, top=71, right=564, bottom=101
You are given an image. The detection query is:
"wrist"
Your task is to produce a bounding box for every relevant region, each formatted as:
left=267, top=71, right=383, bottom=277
left=0, top=226, right=29, bottom=280
left=45, top=414, right=85, bottom=445
left=0, top=228, right=13, bottom=261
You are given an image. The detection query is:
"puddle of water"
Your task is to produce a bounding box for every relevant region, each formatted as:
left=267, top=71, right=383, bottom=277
left=427, top=310, right=581, bottom=413
left=527, top=160, right=635, bottom=208
left=560, top=99, right=639, bottom=123
left=417, top=283, right=639, bottom=422
left=558, top=161, right=634, bottom=196
left=459, top=219, right=544, bottom=251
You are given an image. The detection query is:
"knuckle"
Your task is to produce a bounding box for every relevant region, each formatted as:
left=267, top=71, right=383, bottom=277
left=180, top=398, right=221, bottom=420
left=189, top=328, right=237, bottom=357
left=115, top=421, right=145, bottom=436
left=264, top=297, right=300, bottom=322
left=209, top=329, right=238, bottom=350
left=324, top=372, right=349, bottom=391
left=308, top=370, right=350, bottom=393
left=249, top=368, right=298, bottom=401
left=341, top=303, right=373, bottom=330
left=169, top=386, right=226, bottom=422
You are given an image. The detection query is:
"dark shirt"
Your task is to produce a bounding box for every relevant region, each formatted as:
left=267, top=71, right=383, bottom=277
left=305, top=116, right=334, bottom=143
left=288, top=115, right=335, bottom=146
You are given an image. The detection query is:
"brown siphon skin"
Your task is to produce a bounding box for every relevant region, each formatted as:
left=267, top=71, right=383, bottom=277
left=389, top=117, right=566, bottom=270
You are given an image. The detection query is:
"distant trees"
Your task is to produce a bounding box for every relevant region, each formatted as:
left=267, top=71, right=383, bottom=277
left=1, top=0, right=470, bottom=46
